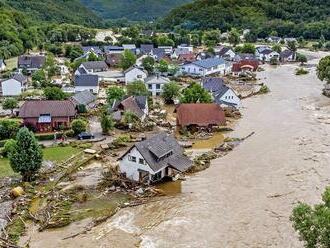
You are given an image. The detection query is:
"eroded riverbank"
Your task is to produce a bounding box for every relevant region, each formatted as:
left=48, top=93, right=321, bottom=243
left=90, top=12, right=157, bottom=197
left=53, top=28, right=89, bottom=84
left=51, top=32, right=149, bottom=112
left=20, top=52, right=330, bottom=247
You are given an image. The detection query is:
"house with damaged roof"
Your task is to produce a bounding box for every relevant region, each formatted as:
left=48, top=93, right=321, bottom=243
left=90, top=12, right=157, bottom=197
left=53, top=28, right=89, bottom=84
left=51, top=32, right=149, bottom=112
left=119, top=132, right=192, bottom=183
left=110, top=95, right=148, bottom=122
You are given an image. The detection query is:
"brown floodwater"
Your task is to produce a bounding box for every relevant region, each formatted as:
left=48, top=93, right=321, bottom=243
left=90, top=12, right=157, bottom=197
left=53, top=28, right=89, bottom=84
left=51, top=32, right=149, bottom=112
left=20, top=51, right=330, bottom=247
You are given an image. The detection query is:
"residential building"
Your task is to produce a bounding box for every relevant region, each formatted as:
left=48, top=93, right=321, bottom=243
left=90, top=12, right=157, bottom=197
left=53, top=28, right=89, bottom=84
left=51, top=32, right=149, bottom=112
left=110, top=95, right=148, bottom=121
left=267, top=36, right=282, bottom=43
left=171, top=48, right=192, bottom=60
left=19, top=100, right=76, bottom=132
left=77, top=61, right=108, bottom=75
left=139, top=44, right=154, bottom=55
left=70, top=90, right=97, bottom=110
left=125, top=67, right=148, bottom=85
left=82, top=46, right=103, bottom=56
left=118, top=132, right=192, bottom=183
left=104, top=46, right=124, bottom=54
left=232, top=59, right=259, bottom=76
left=202, top=78, right=240, bottom=108
left=177, top=53, right=196, bottom=64
left=1, top=73, right=28, bottom=96
left=177, top=44, right=194, bottom=52
left=158, top=46, right=173, bottom=55
left=18, top=55, right=45, bottom=73
left=74, top=74, right=99, bottom=94
left=105, top=53, right=122, bottom=67
left=215, top=47, right=236, bottom=60
left=175, top=103, right=226, bottom=130
left=150, top=48, right=167, bottom=61
left=280, top=49, right=296, bottom=62
left=122, top=44, right=137, bottom=53
left=181, top=57, right=229, bottom=76
left=145, top=75, right=170, bottom=96
left=258, top=49, right=280, bottom=62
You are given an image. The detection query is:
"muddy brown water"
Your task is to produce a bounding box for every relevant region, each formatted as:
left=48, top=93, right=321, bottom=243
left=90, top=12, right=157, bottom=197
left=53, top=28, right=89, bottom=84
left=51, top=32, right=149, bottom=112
left=20, top=52, right=330, bottom=247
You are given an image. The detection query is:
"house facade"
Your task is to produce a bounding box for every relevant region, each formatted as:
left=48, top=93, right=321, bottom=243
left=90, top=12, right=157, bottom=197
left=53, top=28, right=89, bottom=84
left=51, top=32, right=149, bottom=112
left=125, top=67, right=148, bottom=84
left=1, top=74, right=28, bottom=96
left=74, top=74, right=99, bottom=94
left=19, top=100, right=76, bottom=132
left=78, top=61, right=108, bottom=74
left=111, top=95, right=148, bottom=121
left=145, top=75, right=170, bottom=96
left=181, top=58, right=229, bottom=76
left=119, top=132, right=192, bottom=183
left=18, top=55, right=45, bottom=73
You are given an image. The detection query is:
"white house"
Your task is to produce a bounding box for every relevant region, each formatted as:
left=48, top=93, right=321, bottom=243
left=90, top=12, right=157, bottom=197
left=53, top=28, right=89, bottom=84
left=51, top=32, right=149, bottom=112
left=145, top=75, right=170, bottom=96
left=202, top=77, right=240, bottom=108
left=215, top=47, right=236, bottom=60
left=118, top=132, right=192, bottom=183
left=158, top=46, right=173, bottom=55
left=77, top=61, right=108, bottom=74
left=181, top=57, right=229, bottom=76
left=177, top=44, right=194, bottom=52
left=0, top=60, right=6, bottom=71
left=258, top=49, right=280, bottom=62
left=125, top=67, right=147, bottom=84
left=1, top=74, right=27, bottom=96
left=74, top=74, right=99, bottom=94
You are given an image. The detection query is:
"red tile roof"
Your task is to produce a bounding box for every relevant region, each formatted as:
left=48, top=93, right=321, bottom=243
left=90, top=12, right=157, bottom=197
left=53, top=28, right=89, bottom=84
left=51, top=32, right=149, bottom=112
left=175, top=103, right=226, bottom=127
left=19, top=100, right=76, bottom=118
left=232, top=59, right=259, bottom=72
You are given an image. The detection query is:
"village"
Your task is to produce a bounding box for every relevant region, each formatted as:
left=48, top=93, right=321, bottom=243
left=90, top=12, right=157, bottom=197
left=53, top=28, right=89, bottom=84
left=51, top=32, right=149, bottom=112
left=0, top=29, right=312, bottom=246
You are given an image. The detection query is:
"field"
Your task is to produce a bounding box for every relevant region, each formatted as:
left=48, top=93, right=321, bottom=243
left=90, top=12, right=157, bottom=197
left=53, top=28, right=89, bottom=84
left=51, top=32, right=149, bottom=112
left=0, top=146, right=81, bottom=177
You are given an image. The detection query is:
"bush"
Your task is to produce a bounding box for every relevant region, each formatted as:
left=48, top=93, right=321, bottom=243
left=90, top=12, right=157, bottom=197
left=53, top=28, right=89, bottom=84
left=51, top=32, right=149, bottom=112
left=3, top=139, right=16, bottom=157
left=0, top=119, right=21, bottom=140
left=295, top=68, right=309, bottom=75
left=71, top=119, right=87, bottom=135
left=65, top=129, right=75, bottom=138
left=35, top=133, right=63, bottom=141
left=258, top=85, right=270, bottom=94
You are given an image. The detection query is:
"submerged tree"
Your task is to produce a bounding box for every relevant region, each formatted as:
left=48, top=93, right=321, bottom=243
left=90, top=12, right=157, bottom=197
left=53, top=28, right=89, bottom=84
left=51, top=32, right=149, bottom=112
left=162, top=81, right=181, bottom=104
left=180, top=82, right=212, bottom=103
left=290, top=187, right=330, bottom=248
left=317, top=56, right=330, bottom=84
left=9, top=128, right=43, bottom=181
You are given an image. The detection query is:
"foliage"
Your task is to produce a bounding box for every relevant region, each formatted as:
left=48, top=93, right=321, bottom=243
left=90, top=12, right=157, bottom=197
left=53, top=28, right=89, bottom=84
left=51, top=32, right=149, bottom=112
left=100, top=111, right=114, bottom=134
left=162, top=81, right=181, bottom=103
left=157, top=59, right=169, bottom=73
left=180, top=82, right=212, bottom=103
left=2, top=98, right=18, bottom=115
left=127, top=81, right=149, bottom=96
left=77, top=104, right=87, bottom=114
left=236, top=43, right=255, bottom=54
left=258, top=85, right=270, bottom=94
left=296, top=53, right=307, bottom=65
left=142, top=56, right=155, bottom=73
left=0, top=119, right=21, bottom=140
left=295, top=68, right=309, bottom=75
left=32, top=69, right=48, bottom=88
left=290, top=187, right=330, bottom=248
left=202, top=29, right=221, bottom=47
left=272, top=44, right=282, bottom=53
left=122, top=111, right=139, bottom=125
left=44, top=87, right=67, bottom=100
left=9, top=127, right=43, bottom=181
left=65, top=45, right=84, bottom=61
left=3, top=139, right=16, bottom=157
left=317, top=56, right=330, bottom=84
left=120, top=50, right=137, bottom=70
left=71, top=119, right=87, bottom=135
left=228, top=28, right=240, bottom=47
left=287, top=41, right=298, bottom=53
left=106, top=86, right=125, bottom=105
left=156, top=35, right=175, bottom=47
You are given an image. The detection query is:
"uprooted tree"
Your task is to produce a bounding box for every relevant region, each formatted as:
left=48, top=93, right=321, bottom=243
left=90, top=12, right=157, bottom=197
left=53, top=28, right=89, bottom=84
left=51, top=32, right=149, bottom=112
left=9, top=127, right=43, bottom=181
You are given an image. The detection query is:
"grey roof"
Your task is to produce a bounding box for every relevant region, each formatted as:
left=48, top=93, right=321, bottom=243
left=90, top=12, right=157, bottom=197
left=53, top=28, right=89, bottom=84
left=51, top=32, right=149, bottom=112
left=145, top=75, right=170, bottom=85
left=77, top=66, right=88, bottom=75
left=104, top=46, right=124, bottom=53
left=135, top=95, right=147, bottom=110
left=259, top=49, right=274, bottom=55
left=123, top=132, right=192, bottom=172
left=191, top=58, right=225, bottom=69
left=12, top=73, right=27, bottom=84
left=152, top=48, right=166, bottom=60
left=81, top=61, right=108, bottom=70
left=202, top=77, right=225, bottom=93
left=174, top=48, right=191, bottom=56
left=217, top=47, right=233, bottom=56
left=71, top=90, right=96, bottom=106
left=82, top=46, right=103, bottom=55
left=110, top=95, right=147, bottom=119
left=74, top=74, right=99, bottom=87
left=280, top=49, right=294, bottom=58
left=18, top=55, right=45, bottom=69
left=140, top=44, right=154, bottom=54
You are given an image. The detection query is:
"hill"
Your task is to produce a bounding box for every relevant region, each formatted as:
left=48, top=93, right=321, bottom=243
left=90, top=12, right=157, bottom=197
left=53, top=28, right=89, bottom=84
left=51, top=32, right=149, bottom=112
left=161, top=0, right=330, bottom=39
left=80, top=0, right=192, bottom=21
left=2, top=0, right=103, bottom=27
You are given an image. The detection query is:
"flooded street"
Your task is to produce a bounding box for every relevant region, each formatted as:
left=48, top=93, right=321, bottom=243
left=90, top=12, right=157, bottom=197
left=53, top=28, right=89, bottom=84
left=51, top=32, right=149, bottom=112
left=21, top=52, right=330, bottom=247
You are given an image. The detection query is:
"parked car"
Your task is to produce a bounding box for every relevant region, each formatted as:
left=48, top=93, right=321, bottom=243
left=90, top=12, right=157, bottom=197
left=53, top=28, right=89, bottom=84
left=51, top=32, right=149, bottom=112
left=77, top=132, right=94, bottom=140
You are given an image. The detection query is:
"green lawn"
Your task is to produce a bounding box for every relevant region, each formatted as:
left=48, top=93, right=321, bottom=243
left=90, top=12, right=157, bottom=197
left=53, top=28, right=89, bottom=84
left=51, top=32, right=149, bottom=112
left=0, top=146, right=81, bottom=178
left=5, top=57, right=18, bottom=71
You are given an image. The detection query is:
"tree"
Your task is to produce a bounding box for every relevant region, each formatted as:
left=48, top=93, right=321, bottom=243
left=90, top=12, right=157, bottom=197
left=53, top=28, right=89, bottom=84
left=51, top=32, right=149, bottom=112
left=157, top=59, right=169, bottom=73
left=290, top=187, right=330, bottom=248
left=3, top=98, right=18, bottom=115
left=32, top=69, right=48, bottom=87
left=142, top=56, right=155, bottom=73
left=287, top=41, right=298, bottom=56
left=44, top=87, right=67, bottom=100
left=87, top=52, right=102, bottom=62
left=162, top=82, right=181, bottom=103
left=3, top=139, right=16, bottom=157
left=100, top=111, right=114, bottom=134
left=0, top=119, right=21, bottom=140
left=127, top=81, right=149, bottom=96
left=120, top=50, right=137, bottom=70
left=122, top=111, right=139, bottom=125
left=228, top=28, right=240, bottom=47
left=180, top=82, right=212, bottom=103
left=106, top=86, right=125, bottom=105
left=272, top=44, right=282, bottom=53
left=238, top=43, right=256, bottom=54
left=65, top=45, right=83, bottom=61
left=71, top=119, right=87, bottom=135
left=156, top=35, right=175, bottom=47
left=202, top=29, right=221, bottom=47
left=296, top=53, right=307, bottom=65
left=317, top=56, right=330, bottom=84
left=9, top=128, right=43, bottom=181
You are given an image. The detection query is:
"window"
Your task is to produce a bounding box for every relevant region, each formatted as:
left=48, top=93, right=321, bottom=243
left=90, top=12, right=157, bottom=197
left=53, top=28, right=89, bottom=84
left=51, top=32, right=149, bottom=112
left=156, top=84, right=161, bottom=89
left=137, top=75, right=142, bottom=79
left=148, top=84, right=152, bottom=89
left=128, top=155, right=136, bottom=162
left=139, top=158, right=144, bottom=165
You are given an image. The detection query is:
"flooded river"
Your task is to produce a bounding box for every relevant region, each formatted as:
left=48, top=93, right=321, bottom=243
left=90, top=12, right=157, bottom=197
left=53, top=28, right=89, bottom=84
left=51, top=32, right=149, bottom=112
left=22, top=52, right=330, bottom=247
